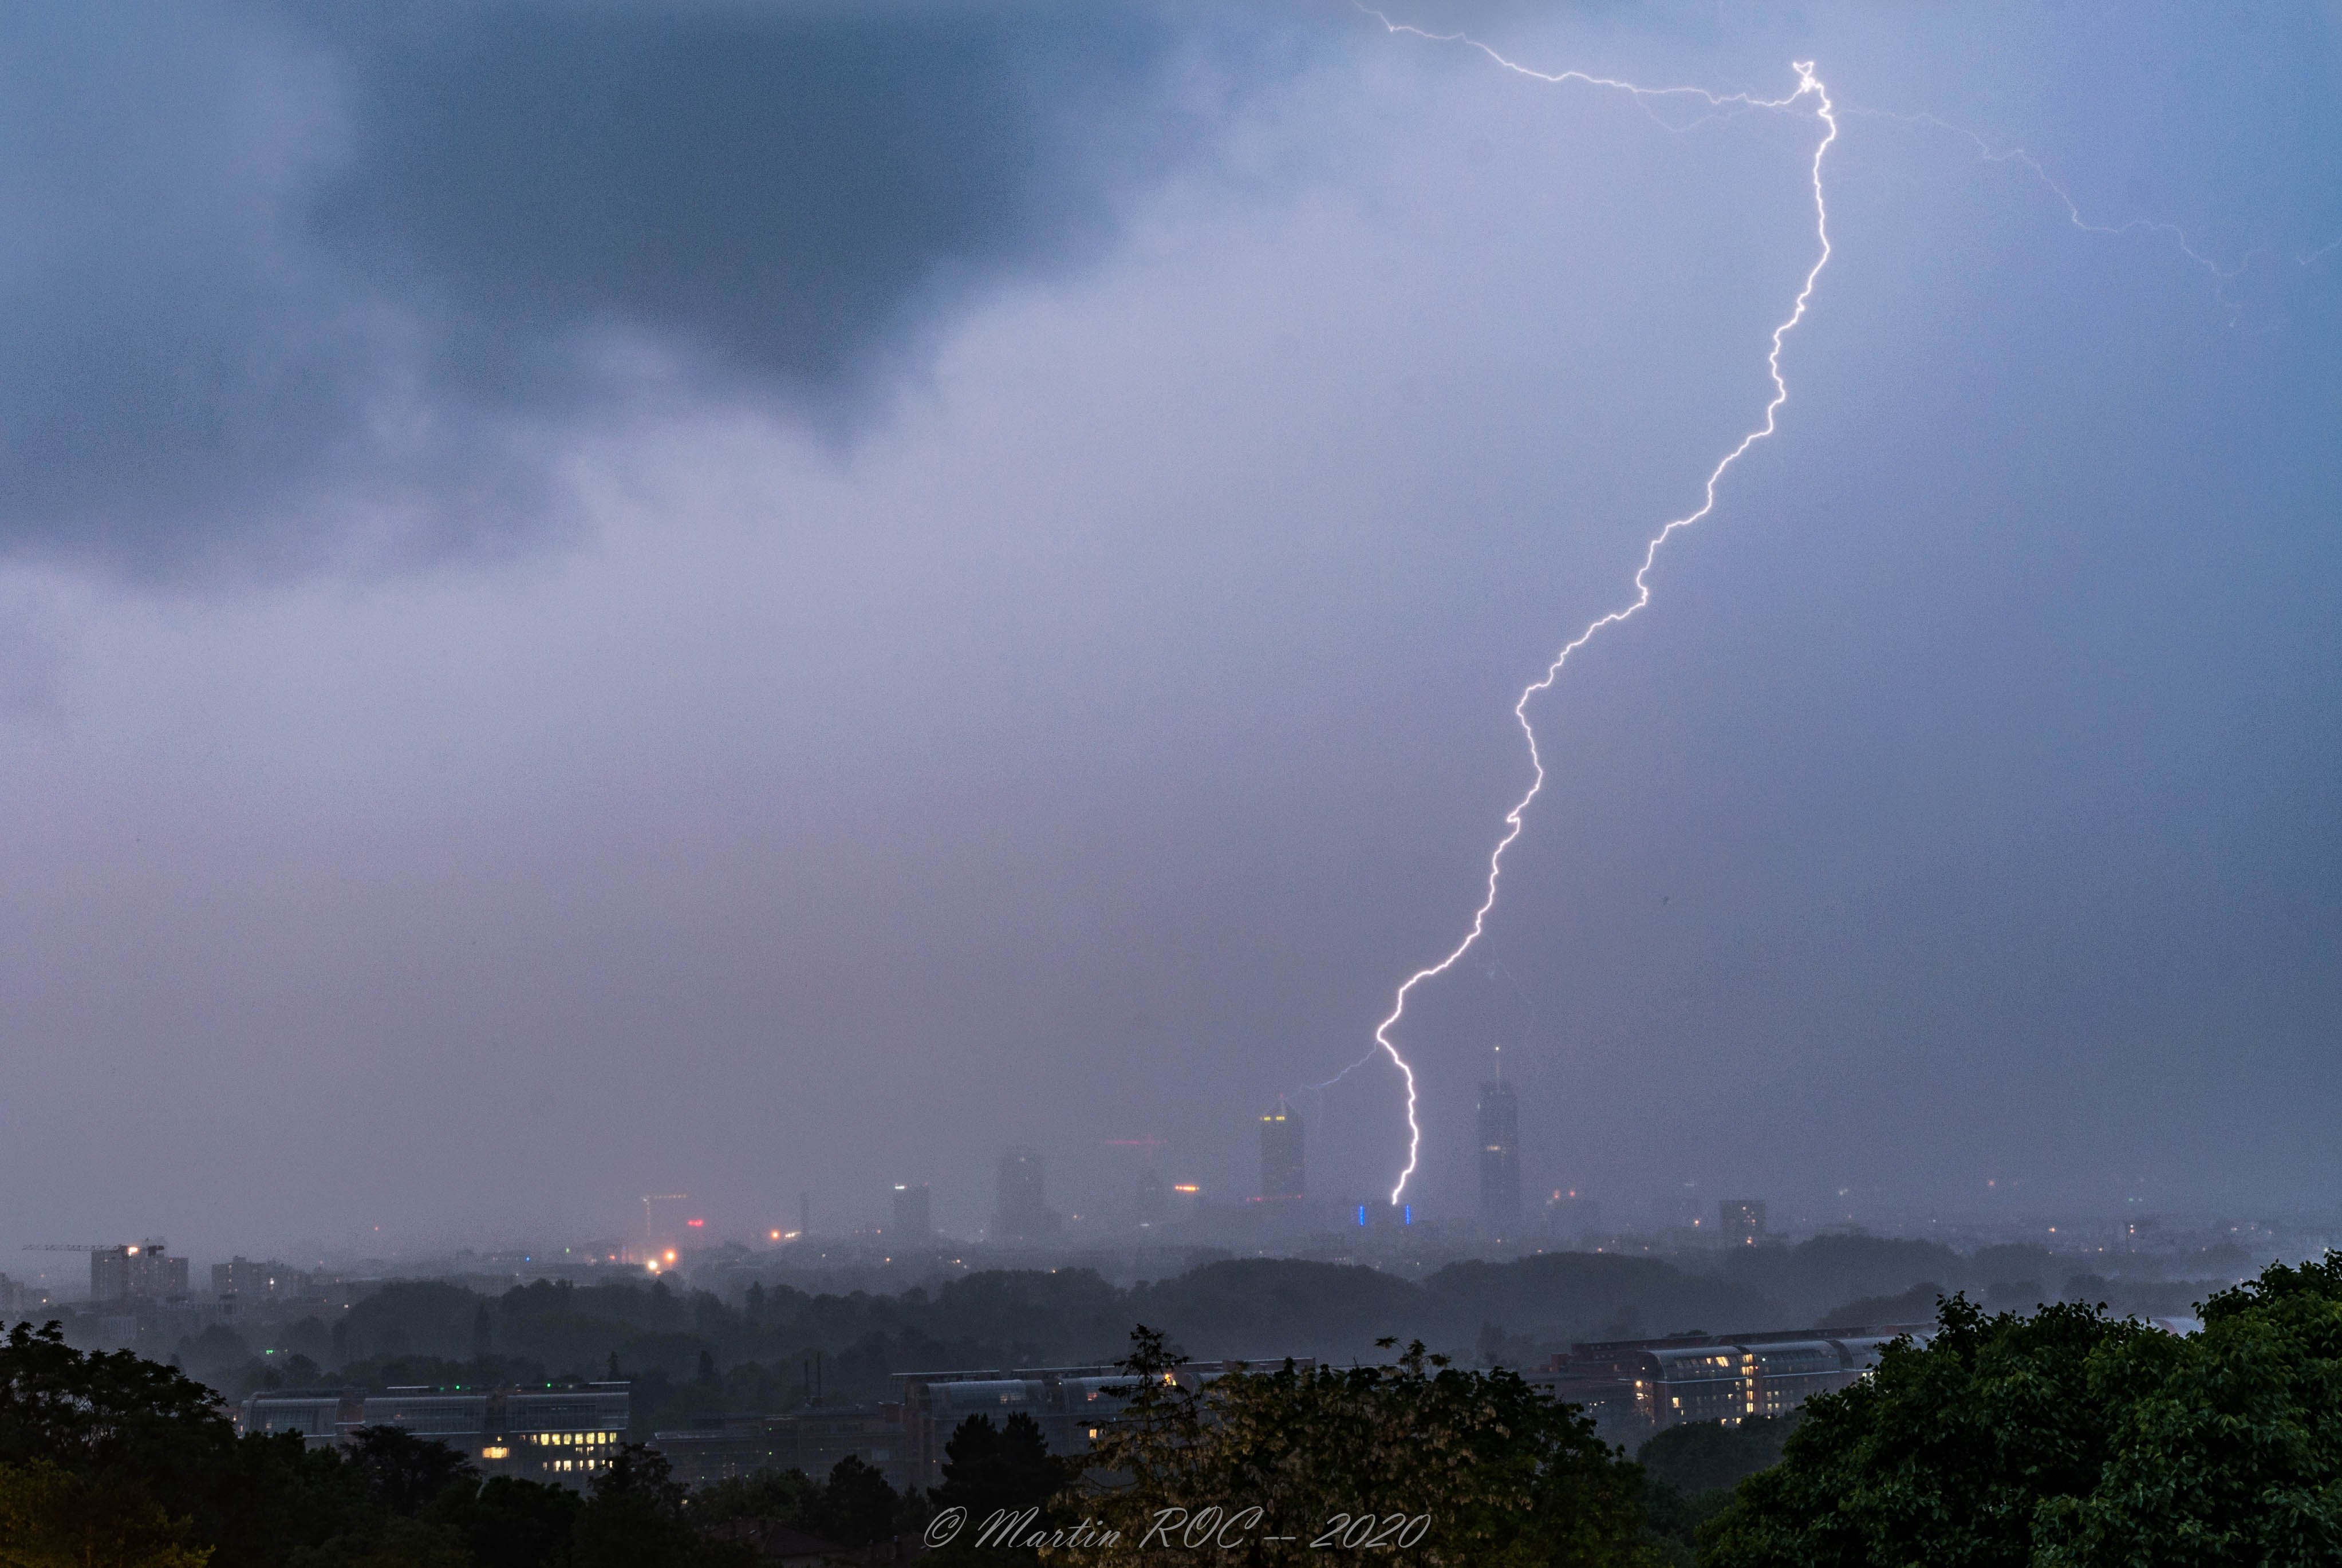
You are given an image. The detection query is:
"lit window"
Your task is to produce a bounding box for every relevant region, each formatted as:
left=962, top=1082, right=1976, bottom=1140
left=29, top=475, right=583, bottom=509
left=482, top=1446, right=508, bottom=1460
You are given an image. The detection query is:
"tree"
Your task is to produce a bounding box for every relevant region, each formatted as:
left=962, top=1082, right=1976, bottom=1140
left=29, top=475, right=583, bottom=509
left=572, top=1443, right=750, bottom=1568
left=1633, top=1417, right=1796, bottom=1567
left=687, top=1465, right=821, bottom=1530
left=431, top=1474, right=583, bottom=1568
left=345, top=1424, right=477, bottom=1517
left=0, top=1459, right=211, bottom=1568
left=1704, top=1258, right=2342, bottom=1567
left=931, top=1412, right=1070, bottom=1559
left=813, top=1454, right=902, bottom=1547
left=1054, top=1326, right=1661, bottom=1567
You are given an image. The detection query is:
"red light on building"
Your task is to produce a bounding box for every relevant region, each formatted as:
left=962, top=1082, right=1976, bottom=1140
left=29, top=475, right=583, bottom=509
left=685, top=1218, right=704, bottom=1228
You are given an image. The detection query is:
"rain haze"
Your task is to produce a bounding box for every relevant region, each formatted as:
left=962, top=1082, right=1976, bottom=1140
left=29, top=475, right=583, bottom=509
left=2, top=0, right=2337, bottom=1269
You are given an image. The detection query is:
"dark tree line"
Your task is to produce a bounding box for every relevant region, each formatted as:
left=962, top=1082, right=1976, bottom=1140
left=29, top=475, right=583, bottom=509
left=179, top=1238, right=2243, bottom=1432
left=19, top=1254, right=2332, bottom=1567
left=0, top=1320, right=910, bottom=1566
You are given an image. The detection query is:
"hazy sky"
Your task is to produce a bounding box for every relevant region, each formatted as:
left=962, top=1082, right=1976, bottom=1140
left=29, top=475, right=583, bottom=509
left=2, top=1, right=2336, bottom=1261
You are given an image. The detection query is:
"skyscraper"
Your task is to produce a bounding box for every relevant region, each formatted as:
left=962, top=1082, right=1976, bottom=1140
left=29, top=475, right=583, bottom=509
left=1259, top=1097, right=1304, bottom=1202
left=892, top=1183, right=932, bottom=1239
left=993, top=1146, right=1057, bottom=1239
left=1477, top=1076, right=1520, bottom=1236
left=1135, top=1164, right=1167, bottom=1227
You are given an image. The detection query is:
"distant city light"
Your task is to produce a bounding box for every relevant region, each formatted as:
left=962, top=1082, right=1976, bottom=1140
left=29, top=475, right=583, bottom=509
left=685, top=1218, right=704, bottom=1227
left=769, top=1230, right=781, bottom=1240
left=1173, top=1184, right=1200, bottom=1194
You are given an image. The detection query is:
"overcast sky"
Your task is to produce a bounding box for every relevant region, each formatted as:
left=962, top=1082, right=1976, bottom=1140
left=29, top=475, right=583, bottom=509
left=2, top=1, right=2336, bottom=1262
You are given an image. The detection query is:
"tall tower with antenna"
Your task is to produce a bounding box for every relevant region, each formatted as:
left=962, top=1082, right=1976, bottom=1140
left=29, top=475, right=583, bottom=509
left=1259, top=1097, right=1305, bottom=1203
left=1477, top=1050, right=1520, bottom=1238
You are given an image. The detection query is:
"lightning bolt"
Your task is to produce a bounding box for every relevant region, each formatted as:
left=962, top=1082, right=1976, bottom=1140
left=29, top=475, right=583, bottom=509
left=1847, top=108, right=2244, bottom=289
left=1332, top=15, right=1839, bottom=1205
left=1846, top=106, right=2342, bottom=309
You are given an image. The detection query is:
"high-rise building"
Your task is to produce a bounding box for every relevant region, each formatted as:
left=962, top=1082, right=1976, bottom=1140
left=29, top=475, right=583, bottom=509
left=1135, top=1165, right=1167, bottom=1228
left=891, top=1184, right=932, bottom=1239
left=1720, top=1200, right=1767, bottom=1245
left=1259, top=1097, right=1304, bottom=1202
left=90, top=1241, right=187, bottom=1303
left=1477, top=1079, right=1520, bottom=1236
left=993, top=1146, right=1058, bottom=1239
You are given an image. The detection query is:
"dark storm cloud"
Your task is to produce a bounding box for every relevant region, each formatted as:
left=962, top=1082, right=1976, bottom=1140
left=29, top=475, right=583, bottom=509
left=0, top=1, right=1294, bottom=576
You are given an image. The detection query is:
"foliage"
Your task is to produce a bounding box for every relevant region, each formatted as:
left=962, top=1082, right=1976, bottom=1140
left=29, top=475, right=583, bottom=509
left=685, top=1464, right=821, bottom=1528
left=812, top=1454, right=906, bottom=1546
left=1632, top=1417, right=1796, bottom=1568
left=682, top=1453, right=916, bottom=1554
left=1052, top=1326, right=1662, bottom=1567
left=572, top=1444, right=751, bottom=1568
left=1638, top=1416, right=1796, bottom=1498
left=0, top=1318, right=799, bottom=1567
left=931, top=1412, right=1074, bottom=1561
left=0, top=1458, right=211, bottom=1568
left=1703, top=1255, right=2342, bottom=1567
left=428, top=1475, right=581, bottom=1568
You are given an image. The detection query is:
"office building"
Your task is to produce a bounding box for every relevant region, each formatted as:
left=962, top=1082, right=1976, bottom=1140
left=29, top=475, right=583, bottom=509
left=655, top=1403, right=908, bottom=1491
left=1135, top=1165, right=1167, bottom=1228
left=1720, top=1200, right=1767, bottom=1245
left=1525, top=1323, right=1934, bottom=1436
left=1258, top=1097, right=1305, bottom=1202
left=993, top=1145, right=1059, bottom=1239
left=90, top=1241, right=188, bottom=1304
left=890, top=1183, right=932, bottom=1239
left=1477, top=1079, right=1520, bottom=1236
left=245, top=1385, right=631, bottom=1489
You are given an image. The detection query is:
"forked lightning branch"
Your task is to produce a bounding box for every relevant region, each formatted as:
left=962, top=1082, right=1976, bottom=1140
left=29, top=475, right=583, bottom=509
left=1330, top=13, right=1840, bottom=1204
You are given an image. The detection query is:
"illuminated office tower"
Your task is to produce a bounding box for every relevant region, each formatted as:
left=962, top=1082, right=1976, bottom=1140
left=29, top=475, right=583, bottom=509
left=1477, top=1076, right=1521, bottom=1237
left=1258, top=1098, right=1305, bottom=1203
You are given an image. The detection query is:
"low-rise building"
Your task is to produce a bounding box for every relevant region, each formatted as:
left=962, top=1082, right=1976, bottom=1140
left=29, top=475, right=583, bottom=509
left=240, top=1384, right=630, bottom=1489
left=652, top=1402, right=907, bottom=1491
left=1524, top=1324, right=1935, bottom=1436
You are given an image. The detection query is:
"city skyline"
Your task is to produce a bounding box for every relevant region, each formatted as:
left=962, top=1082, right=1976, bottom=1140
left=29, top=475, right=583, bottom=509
left=1, top=2, right=2336, bottom=1259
